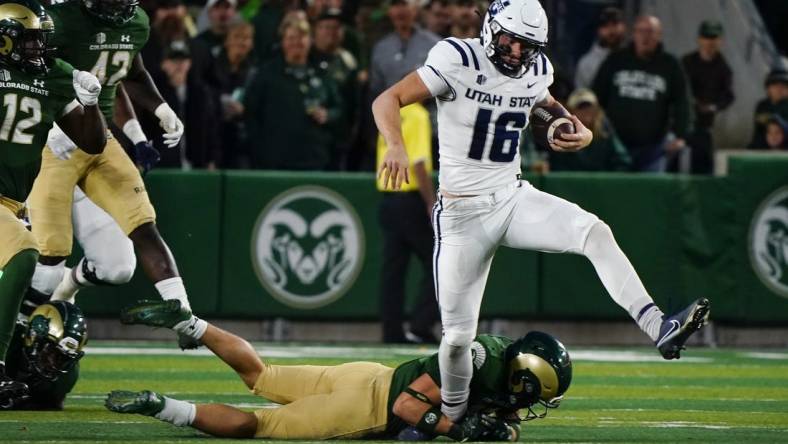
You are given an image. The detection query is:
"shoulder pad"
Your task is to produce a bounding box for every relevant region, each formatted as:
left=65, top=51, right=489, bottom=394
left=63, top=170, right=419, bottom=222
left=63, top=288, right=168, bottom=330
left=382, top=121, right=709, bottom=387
left=436, top=38, right=483, bottom=71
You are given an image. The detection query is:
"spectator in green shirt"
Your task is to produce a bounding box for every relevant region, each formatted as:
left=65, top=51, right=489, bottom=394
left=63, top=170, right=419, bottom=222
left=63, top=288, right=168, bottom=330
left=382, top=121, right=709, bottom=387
left=592, top=15, right=692, bottom=172
left=244, top=17, right=343, bottom=170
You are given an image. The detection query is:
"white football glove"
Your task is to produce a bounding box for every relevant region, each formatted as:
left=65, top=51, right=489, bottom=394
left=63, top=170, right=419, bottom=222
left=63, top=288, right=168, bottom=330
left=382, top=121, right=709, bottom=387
left=72, top=70, right=102, bottom=107
left=154, top=103, right=184, bottom=148
left=46, top=123, right=78, bottom=160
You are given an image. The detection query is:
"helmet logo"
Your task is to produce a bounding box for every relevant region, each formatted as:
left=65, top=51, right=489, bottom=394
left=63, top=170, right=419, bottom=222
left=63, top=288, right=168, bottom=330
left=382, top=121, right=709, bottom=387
left=488, top=0, right=509, bottom=19
left=749, top=186, right=788, bottom=299
left=424, top=412, right=438, bottom=424
left=0, top=35, right=13, bottom=55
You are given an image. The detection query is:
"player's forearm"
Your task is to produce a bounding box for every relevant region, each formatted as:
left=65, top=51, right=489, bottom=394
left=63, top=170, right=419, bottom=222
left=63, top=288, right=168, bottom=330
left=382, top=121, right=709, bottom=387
left=68, top=105, right=107, bottom=154
left=112, top=83, right=138, bottom=128
left=372, top=90, right=406, bottom=151
left=123, top=76, right=165, bottom=113
left=394, top=396, right=455, bottom=437
left=123, top=56, right=166, bottom=113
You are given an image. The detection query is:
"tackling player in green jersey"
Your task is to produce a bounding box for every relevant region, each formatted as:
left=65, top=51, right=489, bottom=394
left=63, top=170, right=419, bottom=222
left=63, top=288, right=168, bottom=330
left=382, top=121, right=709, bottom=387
left=27, top=0, right=207, bottom=350
left=108, top=300, right=573, bottom=441
left=4, top=301, right=86, bottom=410
left=0, top=0, right=106, bottom=408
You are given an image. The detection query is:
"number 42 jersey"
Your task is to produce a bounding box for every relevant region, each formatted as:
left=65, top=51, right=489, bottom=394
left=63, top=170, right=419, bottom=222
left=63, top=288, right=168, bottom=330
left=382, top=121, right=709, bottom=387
left=417, top=38, right=554, bottom=195
left=46, top=1, right=150, bottom=122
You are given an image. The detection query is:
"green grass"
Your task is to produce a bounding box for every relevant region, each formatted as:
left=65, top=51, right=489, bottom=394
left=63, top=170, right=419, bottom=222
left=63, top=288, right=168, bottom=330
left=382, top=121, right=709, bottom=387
left=3, top=343, right=788, bottom=443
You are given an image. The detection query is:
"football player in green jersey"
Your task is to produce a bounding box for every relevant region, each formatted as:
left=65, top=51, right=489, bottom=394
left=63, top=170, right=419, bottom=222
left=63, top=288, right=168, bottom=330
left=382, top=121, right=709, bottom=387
left=107, top=300, right=572, bottom=441
left=0, top=0, right=106, bottom=408
left=26, top=0, right=207, bottom=350
left=4, top=300, right=87, bottom=410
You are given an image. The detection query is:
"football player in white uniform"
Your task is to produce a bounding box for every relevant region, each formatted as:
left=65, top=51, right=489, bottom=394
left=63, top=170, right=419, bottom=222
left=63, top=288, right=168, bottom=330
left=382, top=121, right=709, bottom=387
left=374, top=0, right=711, bottom=422
left=28, top=123, right=137, bottom=306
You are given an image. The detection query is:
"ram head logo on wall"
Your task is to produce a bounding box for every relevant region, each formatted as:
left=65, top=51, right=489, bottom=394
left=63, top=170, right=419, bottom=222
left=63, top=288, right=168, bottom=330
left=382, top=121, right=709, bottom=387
left=252, top=186, right=365, bottom=309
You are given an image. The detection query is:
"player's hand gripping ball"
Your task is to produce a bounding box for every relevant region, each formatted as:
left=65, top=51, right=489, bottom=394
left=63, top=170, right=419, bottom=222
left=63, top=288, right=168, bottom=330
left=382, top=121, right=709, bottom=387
left=530, top=103, right=574, bottom=149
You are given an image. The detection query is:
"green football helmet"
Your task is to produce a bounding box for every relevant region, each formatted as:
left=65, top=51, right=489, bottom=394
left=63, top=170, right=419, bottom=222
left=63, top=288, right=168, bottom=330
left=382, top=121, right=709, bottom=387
left=82, top=0, right=139, bottom=26
left=23, top=301, right=87, bottom=381
left=504, top=331, right=572, bottom=419
left=0, top=0, right=54, bottom=76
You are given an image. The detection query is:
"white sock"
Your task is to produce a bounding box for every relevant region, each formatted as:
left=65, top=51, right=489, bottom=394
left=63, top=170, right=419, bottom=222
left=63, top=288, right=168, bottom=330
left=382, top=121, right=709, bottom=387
left=583, top=222, right=664, bottom=342
left=633, top=302, right=665, bottom=342
left=31, top=261, right=66, bottom=295
left=50, top=267, right=80, bottom=304
left=154, top=397, right=196, bottom=427
left=438, top=340, right=472, bottom=421
left=155, top=277, right=192, bottom=311
left=173, top=316, right=208, bottom=341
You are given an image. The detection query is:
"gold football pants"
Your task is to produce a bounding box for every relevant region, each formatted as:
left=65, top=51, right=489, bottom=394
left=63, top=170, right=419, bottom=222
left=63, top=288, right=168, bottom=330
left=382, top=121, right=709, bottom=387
left=252, top=362, right=394, bottom=439
left=0, top=197, right=37, bottom=269
left=27, top=138, right=156, bottom=257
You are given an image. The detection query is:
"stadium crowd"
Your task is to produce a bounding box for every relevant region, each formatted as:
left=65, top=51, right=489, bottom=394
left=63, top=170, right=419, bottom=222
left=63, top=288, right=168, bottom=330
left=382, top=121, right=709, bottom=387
left=135, top=0, right=788, bottom=173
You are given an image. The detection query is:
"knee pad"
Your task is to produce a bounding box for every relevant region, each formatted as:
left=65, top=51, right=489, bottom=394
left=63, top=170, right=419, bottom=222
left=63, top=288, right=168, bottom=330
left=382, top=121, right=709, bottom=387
left=582, top=220, right=614, bottom=256
left=442, top=327, right=476, bottom=351
left=84, top=251, right=137, bottom=286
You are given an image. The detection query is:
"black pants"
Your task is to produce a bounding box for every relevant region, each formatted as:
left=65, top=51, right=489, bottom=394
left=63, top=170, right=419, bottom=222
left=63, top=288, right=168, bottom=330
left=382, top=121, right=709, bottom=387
left=378, top=192, right=439, bottom=342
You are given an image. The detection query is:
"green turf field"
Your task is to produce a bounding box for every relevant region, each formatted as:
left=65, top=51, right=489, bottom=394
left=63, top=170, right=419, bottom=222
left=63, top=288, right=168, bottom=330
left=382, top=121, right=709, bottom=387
left=3, top=342, right=788, bottom=443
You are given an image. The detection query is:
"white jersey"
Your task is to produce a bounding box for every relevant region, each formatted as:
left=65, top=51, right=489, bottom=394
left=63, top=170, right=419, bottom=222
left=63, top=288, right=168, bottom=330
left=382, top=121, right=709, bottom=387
left=417, top=37, right=554, bottom=195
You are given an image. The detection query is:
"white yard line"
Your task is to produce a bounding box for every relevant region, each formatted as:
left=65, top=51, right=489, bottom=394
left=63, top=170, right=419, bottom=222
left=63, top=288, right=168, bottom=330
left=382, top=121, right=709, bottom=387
left=82, top=345, right=714, bottom=362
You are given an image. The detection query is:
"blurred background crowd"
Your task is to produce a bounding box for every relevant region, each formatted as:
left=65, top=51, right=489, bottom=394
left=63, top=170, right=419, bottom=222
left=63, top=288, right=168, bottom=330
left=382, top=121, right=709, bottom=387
left=135, top=0, right=788, bottom=174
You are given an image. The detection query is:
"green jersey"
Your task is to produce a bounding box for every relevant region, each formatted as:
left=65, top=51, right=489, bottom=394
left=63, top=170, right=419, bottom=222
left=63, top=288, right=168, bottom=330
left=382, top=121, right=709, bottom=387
left=0, top=59, right=77, bottom=202
left=386, top=334, right=513, bottom=435
left=47, top=1, right=150, bottom=121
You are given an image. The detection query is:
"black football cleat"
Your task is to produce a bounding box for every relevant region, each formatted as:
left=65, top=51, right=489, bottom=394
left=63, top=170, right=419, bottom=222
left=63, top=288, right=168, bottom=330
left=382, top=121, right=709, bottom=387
left=656, top=298, right=711, bottom=360
left=0, top=375, right=30, bottom=410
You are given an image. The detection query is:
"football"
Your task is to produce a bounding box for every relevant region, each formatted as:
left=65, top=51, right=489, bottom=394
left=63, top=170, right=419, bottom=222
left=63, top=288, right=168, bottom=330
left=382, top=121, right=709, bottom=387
left=530, top=103, right=576, bottom=150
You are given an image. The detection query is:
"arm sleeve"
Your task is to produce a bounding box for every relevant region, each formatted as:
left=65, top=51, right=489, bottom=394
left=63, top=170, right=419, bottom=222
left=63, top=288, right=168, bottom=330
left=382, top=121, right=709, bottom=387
left=416, top=40, right=462, bottom=100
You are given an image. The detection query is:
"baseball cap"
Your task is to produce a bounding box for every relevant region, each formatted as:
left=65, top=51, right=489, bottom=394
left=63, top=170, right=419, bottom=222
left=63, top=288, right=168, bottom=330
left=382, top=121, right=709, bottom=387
left=164, top=40, right=191, bottom=60
left=317, top=7, right=343, bottom=22
left=567, top=88, right=598, bottom=109
left=698, top=20, right=723, bottom=38
left=598, top=7, right=623, bottom=27
left=765, top=68, right=788, bottom=87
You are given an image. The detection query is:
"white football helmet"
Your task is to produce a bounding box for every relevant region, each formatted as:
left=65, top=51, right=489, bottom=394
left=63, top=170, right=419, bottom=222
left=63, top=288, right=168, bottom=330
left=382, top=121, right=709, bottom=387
left=480, top=0, right=548, bottom=78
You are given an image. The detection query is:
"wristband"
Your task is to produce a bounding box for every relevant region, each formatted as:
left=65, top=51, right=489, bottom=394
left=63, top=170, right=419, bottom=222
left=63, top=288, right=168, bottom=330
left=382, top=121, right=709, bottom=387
left=415, top=406, right=442, bottom=435
left=154, top=102, right=175, bottom=120
left=122, top=119, right=148, bottom=145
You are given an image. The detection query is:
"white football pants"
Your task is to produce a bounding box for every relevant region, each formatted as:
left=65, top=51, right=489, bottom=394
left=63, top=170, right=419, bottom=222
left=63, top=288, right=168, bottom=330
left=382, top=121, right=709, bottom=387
left=432, top=180, right=599, bottom=340
left=433, top=179, right=599, bottom=419
left=71, top=186, right=136, bottom=285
